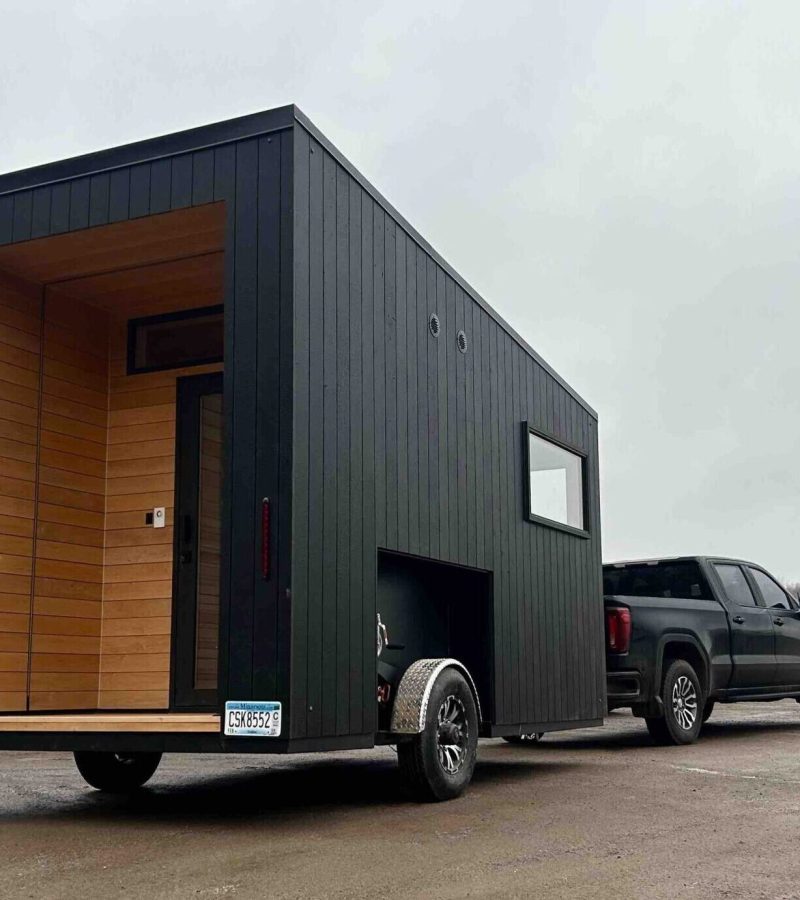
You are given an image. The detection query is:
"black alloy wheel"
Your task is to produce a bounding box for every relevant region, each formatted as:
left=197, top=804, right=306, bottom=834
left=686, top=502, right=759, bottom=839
left=397, top=667, right=479, bottom=802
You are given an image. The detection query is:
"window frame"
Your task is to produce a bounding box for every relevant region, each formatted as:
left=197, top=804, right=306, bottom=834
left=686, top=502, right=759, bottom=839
left=127, top=304, right=224, bottom=375
left=523, top=422, right=589, bottom=539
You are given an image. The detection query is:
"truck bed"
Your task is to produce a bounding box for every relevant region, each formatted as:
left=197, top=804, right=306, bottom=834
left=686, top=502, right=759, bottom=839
left=605, top=592, right=730, bottom=713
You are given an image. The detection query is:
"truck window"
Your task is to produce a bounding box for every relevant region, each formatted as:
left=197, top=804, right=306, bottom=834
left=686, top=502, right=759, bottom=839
left=602, top=562, right=712, bottom=600
left=748, top=568, right=794, bottom=610
left=714, top=564, right=757, bottom=607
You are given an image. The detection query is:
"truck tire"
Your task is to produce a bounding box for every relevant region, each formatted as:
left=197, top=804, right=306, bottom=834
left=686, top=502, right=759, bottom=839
left=702, top=700, right=715, bottom=723
left=397, top=667, right=478, bottom=802
left=645, top=658, right=704, bottom=746
left=74, top=751, right=162, bottom=793
left=502, top=733, right=544, bottom=744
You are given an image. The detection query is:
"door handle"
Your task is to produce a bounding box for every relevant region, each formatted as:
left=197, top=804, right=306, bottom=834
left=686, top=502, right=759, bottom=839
left=732, top=615, right=745, bottom=624
left=775, top=617, right=784, bottom=626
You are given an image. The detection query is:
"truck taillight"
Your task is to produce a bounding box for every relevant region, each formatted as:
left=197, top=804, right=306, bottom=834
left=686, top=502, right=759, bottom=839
left=606, top=607, right=631, bottom=654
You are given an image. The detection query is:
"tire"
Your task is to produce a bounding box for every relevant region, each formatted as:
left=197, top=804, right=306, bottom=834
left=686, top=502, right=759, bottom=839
left=645, top=658, right=704, bottom=746
left=397, top=668, right=479, bottom=802
left=502, top=733, right=544, bottom=744
left=702, top=700, right=715, bottom=723
left=74, top=751, right=162, bottom=793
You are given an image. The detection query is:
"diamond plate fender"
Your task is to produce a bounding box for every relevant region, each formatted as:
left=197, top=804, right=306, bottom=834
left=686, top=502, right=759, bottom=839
left=389, top=658, right=483, bottom=734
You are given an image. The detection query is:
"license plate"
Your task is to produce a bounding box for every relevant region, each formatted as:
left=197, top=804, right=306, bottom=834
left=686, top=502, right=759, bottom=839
left=224, top=701, right=281, bottom=737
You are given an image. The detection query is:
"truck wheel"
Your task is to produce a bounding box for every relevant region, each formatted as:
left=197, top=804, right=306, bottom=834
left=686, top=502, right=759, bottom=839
left=702, top=700, right=715, bottom=723
left=397, top=668, right=478, bottom=802
left=645, top=659, right=704, bottom=746
left=502, top=733, right=544, bottom=744
left=74, top=751, right=162, bottom=793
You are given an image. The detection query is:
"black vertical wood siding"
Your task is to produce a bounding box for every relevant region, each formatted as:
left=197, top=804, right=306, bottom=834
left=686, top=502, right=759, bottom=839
left=291, top=124, right=604, bottom=738
left=0, top=126, right=294, bottom=729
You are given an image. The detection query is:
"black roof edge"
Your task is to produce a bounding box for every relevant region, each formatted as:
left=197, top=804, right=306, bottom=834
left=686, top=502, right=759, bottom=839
left=0, top=102, right=597, bottom=419
left=292, top=108, right=597, bottom=420
left=0, top=105, right=297, bottom=196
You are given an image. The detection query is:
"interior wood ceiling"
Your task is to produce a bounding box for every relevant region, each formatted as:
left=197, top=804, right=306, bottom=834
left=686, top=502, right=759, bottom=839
left=50, top=252, right=224, bottom=318
left=0, top=203, right=226, bottom=317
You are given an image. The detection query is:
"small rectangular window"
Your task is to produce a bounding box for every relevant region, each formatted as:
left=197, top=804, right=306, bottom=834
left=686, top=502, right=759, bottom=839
left=526, top=426, right=586, bottom=533
left=128, top=306, right=223, bottom=374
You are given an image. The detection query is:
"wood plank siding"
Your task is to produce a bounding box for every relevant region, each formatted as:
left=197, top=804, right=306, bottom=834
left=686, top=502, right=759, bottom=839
left=0, top=271, right=41, bottom=712
left=30, top=291, right=108, bottom=711
left=291, top=124, right=603, bottom=737
left=0, top=263, right=226, bottom=711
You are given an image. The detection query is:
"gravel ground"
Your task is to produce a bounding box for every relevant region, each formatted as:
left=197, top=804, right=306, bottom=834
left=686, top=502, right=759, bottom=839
left=1, top=704, right=800, bottom=899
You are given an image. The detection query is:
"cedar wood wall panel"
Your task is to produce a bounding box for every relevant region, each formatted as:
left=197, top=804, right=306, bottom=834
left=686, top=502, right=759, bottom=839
left=29, top=290, right=108, bottom=711
left=0, top=271, right=41, bottom=711
left=292, top=126, right=604, bottom=737
left=0, top=132, right=292, bottom=714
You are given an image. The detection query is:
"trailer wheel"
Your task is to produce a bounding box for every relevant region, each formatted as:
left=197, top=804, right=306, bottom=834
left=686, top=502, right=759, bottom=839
left=74, top=751, right=162, bottom=793
left=502, top=733, right=544, bottom=744
left=397, top=667, right=478, bottom=802
left=645, top=658, right=704, bottom=746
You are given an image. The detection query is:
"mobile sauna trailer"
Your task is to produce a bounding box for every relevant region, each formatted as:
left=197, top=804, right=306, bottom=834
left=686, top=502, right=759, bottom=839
left=0, top=106, right=604, bottom=801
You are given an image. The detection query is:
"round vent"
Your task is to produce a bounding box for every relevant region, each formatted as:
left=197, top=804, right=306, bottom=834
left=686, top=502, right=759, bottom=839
left=457, top=330, right=468, bottom=353
left=429, top=313, right=441, bottom=338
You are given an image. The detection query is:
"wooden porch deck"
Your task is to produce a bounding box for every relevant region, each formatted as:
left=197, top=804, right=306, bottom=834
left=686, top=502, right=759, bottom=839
left=0, top=713, right=220, bottom=733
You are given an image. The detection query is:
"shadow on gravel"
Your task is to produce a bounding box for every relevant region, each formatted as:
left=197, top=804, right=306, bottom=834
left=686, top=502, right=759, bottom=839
left=0, top=754, right=580, bottom=825
left=700, top=719, right=800, bottom=740
left=523, top=713, right=800, bottom=752
left=518, top=730, right=656, bottom=751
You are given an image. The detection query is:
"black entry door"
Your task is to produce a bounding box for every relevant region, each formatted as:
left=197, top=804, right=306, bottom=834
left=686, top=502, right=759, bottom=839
left=172, top=372, right=223, bottom=709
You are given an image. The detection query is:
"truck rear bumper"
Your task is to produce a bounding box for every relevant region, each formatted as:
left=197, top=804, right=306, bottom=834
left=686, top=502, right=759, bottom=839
left=606, top=670, right=643, bottom=708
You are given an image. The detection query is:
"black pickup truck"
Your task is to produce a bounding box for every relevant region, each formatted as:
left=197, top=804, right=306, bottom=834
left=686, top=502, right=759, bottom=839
left=604, top=556, right=800, bottom=745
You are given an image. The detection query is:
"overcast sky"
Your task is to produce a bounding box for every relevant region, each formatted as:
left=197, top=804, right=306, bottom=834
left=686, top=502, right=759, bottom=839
left=2, top=1, right=798, bottom=580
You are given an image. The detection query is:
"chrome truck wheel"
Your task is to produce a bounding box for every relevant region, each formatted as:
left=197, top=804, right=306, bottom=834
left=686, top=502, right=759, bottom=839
left=671, top=675, right=698, bottom=731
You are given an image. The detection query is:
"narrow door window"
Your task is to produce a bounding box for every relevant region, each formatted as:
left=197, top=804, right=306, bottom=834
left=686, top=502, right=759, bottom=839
left=194, top=393, right=222, bottom=691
